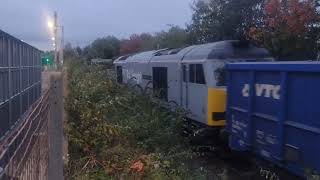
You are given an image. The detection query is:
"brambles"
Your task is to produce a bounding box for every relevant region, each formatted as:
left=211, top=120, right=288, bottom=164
left=65, top=61, right=204, bottom=179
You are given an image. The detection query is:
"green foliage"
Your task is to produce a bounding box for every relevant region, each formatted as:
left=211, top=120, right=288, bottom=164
left=64, top=43, right=78, bottom=60
left=83, top=36, right=121, bottom=60
left=187, top=0, right=320, bottom=59
left=120, top=26, right=189, bottom=55
left=187, top=0, right=264, bottom=44
left=65, top=61, right=202, bottom=179
left=153, top=26, right=189, bottom=49
left=76, top=26, right=189, bottom=60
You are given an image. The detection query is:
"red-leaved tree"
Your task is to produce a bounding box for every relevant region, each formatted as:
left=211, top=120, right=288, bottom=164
left=120, top=34, right=143, bottom=55
left=248, top=0, right=319, bottom=60
left=119, top=33, right=155, bottom=55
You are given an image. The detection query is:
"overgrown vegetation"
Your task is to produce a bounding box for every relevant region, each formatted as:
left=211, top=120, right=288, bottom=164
left=65, top=61, right=205, bottom=180
left=188, top=0, right=320, bottom=60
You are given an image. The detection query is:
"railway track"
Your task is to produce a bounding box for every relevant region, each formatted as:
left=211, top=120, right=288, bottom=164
left=129, top=84, right=304, bottom=180
left=188, top=135, right=302, bottom=180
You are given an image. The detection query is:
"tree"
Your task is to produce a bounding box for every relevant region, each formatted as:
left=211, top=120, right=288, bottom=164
left=154, top=25, right=189, bottom=49
left=86, top=36, right=120, bottom=59
left=139, top=33, right=155, bottom=51
left=248, top=0, right=319, bottom=60
left=120, top=34, right=145, bottom=55
left=119, top=26, right=189, bottom=55
left=75, top=46, right=82, bottom=57
left=187, top=0, right=265, bottom=44
left=64, top=43, right=77, bottom=59
left=120, top=33, right=155, bottom=55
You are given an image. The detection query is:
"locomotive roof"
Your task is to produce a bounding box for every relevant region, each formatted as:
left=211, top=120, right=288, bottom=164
left=183, top=40, right=271, bottom=61
left=125, top=50, right=155, bottom=62
left=151, top=46, right=196, bottom=62
left=125, top=49, right=168, bottom=62
left=113, top=55, right=132, bottom=63
left=114, top=40, right=272, bottom=64
left=150, top=40, right=271, bottom=62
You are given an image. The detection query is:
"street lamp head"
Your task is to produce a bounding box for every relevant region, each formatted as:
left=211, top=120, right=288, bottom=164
left=51, top=37, right=55, bottom=41
left=47, top=21, right=54, bottom=29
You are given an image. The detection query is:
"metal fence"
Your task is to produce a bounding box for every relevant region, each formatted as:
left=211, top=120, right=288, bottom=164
left=0, top=30, right=42, bottom=139
left=0, top=89, right=50, bottom=180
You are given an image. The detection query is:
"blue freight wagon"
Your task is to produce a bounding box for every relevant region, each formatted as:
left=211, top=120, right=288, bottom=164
left=226, top=61, right=320, bottom=178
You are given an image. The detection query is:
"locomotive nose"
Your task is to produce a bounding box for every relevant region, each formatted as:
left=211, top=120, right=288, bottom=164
left=207, top=87, right=226, bottom=127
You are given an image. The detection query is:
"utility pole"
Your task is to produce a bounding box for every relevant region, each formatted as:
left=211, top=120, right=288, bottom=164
left=59, top=26, right=64, bottom=66
left=54, top=11, right=58, bottom=69
left=48, top=11, right=64, bottom=69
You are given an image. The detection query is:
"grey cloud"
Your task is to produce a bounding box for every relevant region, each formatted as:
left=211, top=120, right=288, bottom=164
left=0, top=0, right=193, bottom=50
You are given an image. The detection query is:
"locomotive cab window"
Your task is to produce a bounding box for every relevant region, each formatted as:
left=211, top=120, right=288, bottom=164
left=189, top=64, right=206, bottom=84
left=214, top=65, right=226, bottom=87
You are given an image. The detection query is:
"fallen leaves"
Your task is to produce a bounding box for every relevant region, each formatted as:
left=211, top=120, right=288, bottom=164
left=130, top=160, right=144, bottom=173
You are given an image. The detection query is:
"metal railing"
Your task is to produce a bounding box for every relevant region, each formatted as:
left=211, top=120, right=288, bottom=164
left=0, top=89, right=50, bottom=180
left=0, top=29, right=42, bottom=139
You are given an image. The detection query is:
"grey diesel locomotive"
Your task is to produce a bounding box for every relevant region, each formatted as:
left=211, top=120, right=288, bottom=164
left=114, top=40, right=272, bottom=134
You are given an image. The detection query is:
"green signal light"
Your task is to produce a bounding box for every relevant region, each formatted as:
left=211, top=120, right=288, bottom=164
left=42, top=55, right=53, bottom=66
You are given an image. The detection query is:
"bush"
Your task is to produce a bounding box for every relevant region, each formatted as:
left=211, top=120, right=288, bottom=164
left=65, top=61, right=204, bottom=179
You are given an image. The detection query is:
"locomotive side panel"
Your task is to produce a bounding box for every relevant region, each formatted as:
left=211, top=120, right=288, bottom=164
left=150, top=61, right=180, bottom=104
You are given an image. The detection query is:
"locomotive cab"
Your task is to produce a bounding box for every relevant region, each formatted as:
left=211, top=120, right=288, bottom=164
left=114, top=55, right=132, bottom=84
left=181, top=41, right=273, bottom=133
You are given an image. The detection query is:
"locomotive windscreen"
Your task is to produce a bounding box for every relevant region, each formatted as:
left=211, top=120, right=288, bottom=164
left=183, top=40, right=272, bottom=61
left=208, top=41, right=271, bottom=60
left=214, top=66, right=227, bottom=86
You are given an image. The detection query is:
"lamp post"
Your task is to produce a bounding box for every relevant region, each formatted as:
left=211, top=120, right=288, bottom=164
left=47, top=11, right=64, bottom=69
left=59, top=26, right=64, bottom=66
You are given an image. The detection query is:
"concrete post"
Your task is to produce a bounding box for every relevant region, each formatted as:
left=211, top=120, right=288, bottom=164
left=48, top=72, right=64, bottom=180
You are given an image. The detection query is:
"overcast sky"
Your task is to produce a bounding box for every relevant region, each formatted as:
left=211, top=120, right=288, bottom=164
left=0, top=0, right=194, bottom=50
